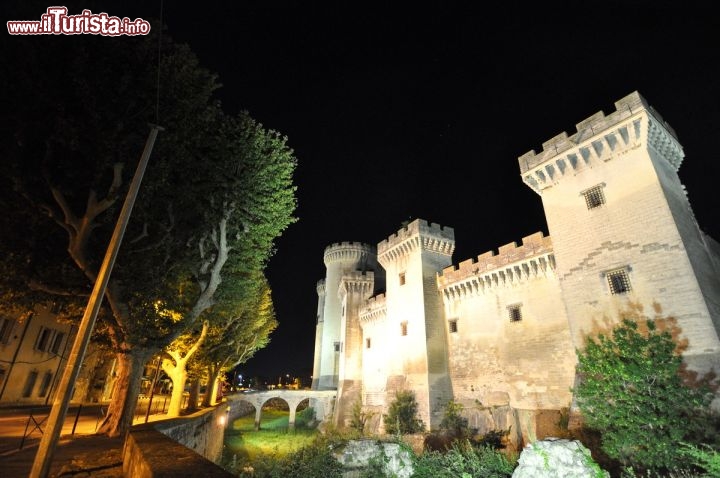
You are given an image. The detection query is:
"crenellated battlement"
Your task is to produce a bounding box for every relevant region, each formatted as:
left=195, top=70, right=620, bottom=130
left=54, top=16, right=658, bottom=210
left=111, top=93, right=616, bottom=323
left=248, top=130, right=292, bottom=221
left=359, top=293, right=387, bottom=325
left=338, top=271, right=375, bottom=298
left=518, top=91, right=684, bottom=194
left=323, top=241, right=376, bottom=266
left=437, top=232, right=556, bottom=300
left=377, top=219, right=455, bottom=265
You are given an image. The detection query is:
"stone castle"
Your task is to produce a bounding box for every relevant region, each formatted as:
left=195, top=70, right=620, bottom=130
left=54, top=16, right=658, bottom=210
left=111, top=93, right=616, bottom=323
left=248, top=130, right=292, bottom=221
left=310, top=92, right=720, bottom=445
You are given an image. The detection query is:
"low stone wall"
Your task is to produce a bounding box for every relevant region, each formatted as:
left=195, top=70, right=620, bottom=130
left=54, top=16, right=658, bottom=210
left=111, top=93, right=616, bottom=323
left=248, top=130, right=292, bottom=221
left=123, top=405, right=234, bottom=477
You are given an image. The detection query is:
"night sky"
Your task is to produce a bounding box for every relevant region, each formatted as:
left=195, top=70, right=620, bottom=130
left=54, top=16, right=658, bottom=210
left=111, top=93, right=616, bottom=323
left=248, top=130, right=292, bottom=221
left=8, top=2, right=720, bottom=382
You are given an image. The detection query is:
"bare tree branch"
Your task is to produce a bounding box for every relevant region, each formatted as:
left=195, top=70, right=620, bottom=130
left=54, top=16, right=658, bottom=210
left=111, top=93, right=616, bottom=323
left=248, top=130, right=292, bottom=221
left=130, top=223, right=149, bottom=244
left=28, top=279, right=90, bottom=297
left=89, top=162, right=124, bottom=218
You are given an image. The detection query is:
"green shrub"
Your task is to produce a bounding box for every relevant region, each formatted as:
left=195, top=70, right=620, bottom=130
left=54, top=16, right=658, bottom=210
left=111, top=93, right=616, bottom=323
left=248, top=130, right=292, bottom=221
left=680, top=443, right=720, bottom=477
left=238, top=435, right=344, bottom=478
left=350, top=399, right=374, bottom=435
left=412, top=441, right=515, bottom=478
left=474, top=429, right=509, bottom=450
left=295, top=406, right=316, bottom=429
left=574, top=316, right=714, bottom=471
left=439, top=400, right=470, bottom=439
left=384, top=390, right=424, bottom=435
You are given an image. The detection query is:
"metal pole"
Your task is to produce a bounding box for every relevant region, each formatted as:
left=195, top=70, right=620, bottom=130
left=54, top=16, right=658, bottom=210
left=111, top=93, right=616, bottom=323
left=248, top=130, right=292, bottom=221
left=29, top=124, right=163, bottom=478
left=71, top=404, right=82, bottom=435
left=144, top=356, right=162, bottom=423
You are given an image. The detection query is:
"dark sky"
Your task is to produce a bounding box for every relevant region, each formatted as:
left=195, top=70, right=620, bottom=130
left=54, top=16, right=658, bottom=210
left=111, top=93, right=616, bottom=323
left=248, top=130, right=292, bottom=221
left=157, top=2, right=720, bottom=381
left=10, top=2, right=720, bottom=381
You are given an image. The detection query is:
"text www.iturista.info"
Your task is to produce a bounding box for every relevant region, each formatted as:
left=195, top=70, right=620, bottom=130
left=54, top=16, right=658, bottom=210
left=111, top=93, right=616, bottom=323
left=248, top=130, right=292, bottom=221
left=7, top=7, right=151, bottom=36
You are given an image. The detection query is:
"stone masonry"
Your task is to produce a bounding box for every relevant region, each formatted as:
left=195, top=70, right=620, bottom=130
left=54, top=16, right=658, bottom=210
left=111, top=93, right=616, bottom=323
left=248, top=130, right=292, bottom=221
left=311, top=92, right=720, bottom=446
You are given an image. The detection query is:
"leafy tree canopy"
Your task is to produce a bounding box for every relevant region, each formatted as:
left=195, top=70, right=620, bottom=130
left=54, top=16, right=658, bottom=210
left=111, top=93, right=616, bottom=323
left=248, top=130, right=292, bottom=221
left=574, top=314, right=715, bottom=471
left=0, top=8, right=297, bottom=435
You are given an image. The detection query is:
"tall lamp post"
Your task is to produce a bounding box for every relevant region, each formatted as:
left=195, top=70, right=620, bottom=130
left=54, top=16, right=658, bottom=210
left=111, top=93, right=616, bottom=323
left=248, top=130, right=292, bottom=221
left=30, top=124, right=163, bottom=478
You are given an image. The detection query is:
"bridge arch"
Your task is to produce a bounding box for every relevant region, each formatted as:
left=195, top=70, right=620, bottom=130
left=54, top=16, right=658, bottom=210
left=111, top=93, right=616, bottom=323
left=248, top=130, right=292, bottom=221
left=227, top=390, right=336, bottom=431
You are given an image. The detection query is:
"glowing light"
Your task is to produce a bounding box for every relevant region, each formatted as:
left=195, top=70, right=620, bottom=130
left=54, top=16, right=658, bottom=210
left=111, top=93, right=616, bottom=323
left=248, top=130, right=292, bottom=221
left=153, top=300, right=183, bottom=322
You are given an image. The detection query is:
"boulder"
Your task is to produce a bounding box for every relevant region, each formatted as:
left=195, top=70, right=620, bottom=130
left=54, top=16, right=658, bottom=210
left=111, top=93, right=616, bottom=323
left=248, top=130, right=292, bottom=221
left=334, top=439, right=414, bottom=478
left=512, top=438, right=609, bottom=478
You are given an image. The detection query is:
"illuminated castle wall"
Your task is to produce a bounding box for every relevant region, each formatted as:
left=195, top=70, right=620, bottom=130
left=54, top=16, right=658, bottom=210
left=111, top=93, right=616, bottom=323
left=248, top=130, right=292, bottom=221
left=311, top=92, right=720, bottom=443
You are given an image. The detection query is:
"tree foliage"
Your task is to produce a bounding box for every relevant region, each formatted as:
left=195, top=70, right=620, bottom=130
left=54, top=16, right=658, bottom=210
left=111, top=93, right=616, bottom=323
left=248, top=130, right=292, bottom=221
left=574, top=316, right=714, bottom=471
left=196, top=274, right=278, bottom=407
left=1, top=10, right=297, bottom=435
left=384, top=390, right=424, bottom=435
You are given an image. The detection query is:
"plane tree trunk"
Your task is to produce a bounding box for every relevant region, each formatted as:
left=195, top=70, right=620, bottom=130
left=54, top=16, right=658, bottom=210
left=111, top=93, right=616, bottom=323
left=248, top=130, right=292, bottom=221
left=96, top=348, right=153, bottom=436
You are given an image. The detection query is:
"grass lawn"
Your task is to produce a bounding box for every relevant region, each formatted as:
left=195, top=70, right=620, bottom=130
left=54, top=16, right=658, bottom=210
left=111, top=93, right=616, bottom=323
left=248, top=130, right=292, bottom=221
left=224, top=409, right=319, bottom=461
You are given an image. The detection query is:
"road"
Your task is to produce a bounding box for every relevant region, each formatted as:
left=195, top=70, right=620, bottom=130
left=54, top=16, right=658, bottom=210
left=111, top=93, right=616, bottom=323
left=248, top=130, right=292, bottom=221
left=0, top=395, right=172, bottom=456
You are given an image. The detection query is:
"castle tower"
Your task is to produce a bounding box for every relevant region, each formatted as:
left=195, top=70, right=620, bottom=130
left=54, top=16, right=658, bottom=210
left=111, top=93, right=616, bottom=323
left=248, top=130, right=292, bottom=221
left=311, top=280, right=325, bottom=390
left=519, top=91, right=720, bottom=373
left=377, top=219, right=455, bottom=430
left=334, top=270, right=376, bottom=426
left=313, top=242, right=377, bottom=390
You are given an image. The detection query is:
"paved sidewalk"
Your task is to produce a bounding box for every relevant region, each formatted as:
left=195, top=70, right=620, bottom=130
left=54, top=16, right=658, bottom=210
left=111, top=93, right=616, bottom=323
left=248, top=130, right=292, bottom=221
left=0, top=434, right=124, bottom=477
left=0, top=403, right=169, bottom=477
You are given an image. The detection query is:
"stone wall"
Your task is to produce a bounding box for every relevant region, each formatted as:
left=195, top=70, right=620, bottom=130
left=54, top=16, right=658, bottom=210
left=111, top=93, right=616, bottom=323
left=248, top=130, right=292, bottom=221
left=123, top=405, right=233, bottom=477
left=318, top=92, right=720, bottom=444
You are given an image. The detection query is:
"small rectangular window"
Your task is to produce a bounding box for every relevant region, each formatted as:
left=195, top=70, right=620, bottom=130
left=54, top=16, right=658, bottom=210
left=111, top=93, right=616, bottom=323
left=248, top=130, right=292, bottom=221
left=366, top=338, right=371, bottom=349
left=333, top=341, right=341, bottom=353
left=400, top=321, right=408, bottom=336
left=399, top=272, right=406, bottom=286
left=448, top=319, right=458, bottom=333
left=508, top=304, right=522, bottom=322
left=38, top=371, right=53, bottom=397
left=22, top=370, right=38, bottom=398
left=606, top=268, right=632, bottom=295
left=35, top=327, right=53, bottom=352
left=0, top=318, right=15, bottom=345
left=51, top=332, right=65, bottom=355
left=581, top=184, right=606, bottom=209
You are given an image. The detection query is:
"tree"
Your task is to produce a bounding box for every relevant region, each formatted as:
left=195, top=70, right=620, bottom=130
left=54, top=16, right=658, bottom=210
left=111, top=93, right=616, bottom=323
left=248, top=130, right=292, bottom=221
left=162, top=321, right=208, bottom=417
left=574, top=314, right=713, bottom=470
left=1, top=18, right=297, bottom=436
left=197, top=276, right=278, bottom=407
left=384, top=390, right=424, bottom=435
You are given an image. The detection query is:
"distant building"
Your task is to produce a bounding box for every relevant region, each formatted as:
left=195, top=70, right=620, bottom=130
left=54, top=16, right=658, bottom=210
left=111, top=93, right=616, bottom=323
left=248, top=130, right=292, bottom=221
left=0, top=305, right=115, bottom=405
left=311, top=92, right=720, bottom=447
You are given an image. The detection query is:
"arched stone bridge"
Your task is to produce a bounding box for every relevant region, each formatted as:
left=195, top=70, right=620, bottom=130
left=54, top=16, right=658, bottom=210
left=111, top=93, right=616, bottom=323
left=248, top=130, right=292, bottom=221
left=226, top=390, right=336, bottom=430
